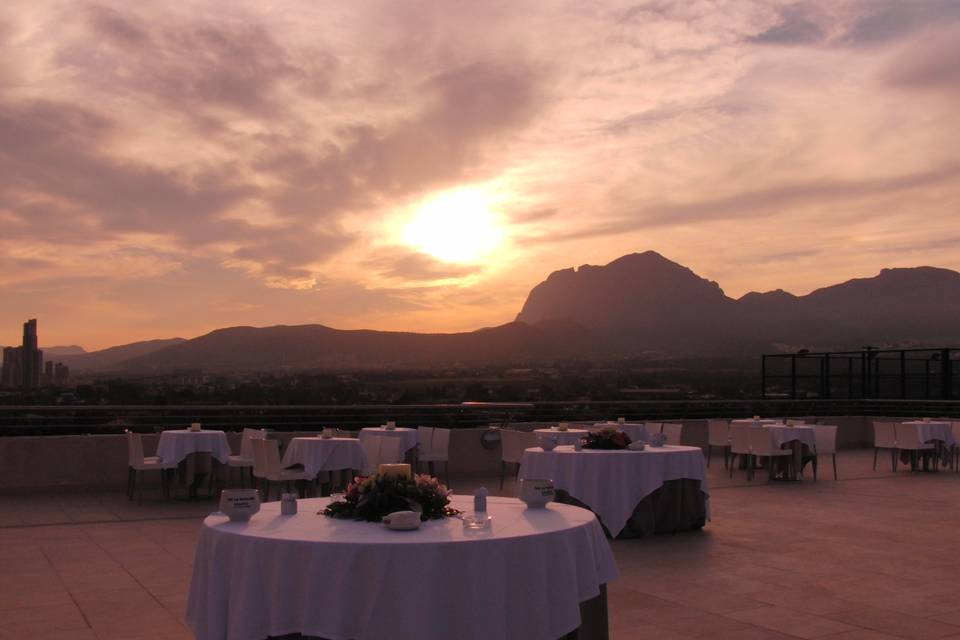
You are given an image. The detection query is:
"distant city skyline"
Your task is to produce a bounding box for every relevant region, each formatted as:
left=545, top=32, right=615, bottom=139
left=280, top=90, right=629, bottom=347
left=2, top=1, right=959, bottom=350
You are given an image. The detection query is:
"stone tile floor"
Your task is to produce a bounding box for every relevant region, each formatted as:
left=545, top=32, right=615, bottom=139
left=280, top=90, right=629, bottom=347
left=1, top=448, right=959, bottom=640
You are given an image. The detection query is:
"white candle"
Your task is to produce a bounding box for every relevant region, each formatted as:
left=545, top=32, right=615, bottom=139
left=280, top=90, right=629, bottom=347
left=378, top=463, right=412, bottom=479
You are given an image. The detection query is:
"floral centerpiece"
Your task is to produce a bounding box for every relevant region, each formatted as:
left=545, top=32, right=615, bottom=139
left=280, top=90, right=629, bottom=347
left=323, top=469, right=460, bottom=522
left=581, top=427, right=631, bottom=450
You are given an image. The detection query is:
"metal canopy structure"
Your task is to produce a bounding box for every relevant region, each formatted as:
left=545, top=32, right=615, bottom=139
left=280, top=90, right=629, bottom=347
left=762, top=347, right=959, bottom=400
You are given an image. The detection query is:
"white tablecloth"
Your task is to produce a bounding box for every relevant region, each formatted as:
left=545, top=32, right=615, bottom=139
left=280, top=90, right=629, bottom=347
left=730, top=419, right=779, bottom=428
left=186, top=496, right=617, bottom=640
left=358, top=427, right=420, bottom=454
left=901, top=421, right=956, bottom=447
left=156, top=430, right=231, bottom=464
left=763, top=424, right=817, bottom=450
left=281, top=437, right=368, bottom=478
left=593, top=422, right=648, bottom=442
left=519, top=445, right=709, bottom=538
left=535, top=428, right=589, bottom=446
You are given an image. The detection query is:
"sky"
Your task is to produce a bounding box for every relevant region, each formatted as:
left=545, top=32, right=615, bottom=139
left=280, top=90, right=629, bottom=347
left=1, top=1, right=959, bottom=350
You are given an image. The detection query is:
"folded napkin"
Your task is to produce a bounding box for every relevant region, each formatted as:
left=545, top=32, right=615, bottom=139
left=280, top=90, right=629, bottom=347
left=627, top=441, right=646, bottom=451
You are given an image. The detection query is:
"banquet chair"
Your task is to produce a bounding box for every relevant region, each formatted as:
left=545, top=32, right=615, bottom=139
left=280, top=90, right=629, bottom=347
left=644, top=422, right=663, bottom=434
left=500, top=430, right=539, bottom=491
left=227, top=428, right=266, bottom=488
left=952, top=422, right=960, bottom=472
left=125, top=430, right=176, bottom=505
left=894, top=423, right=935, bottom=472
left=661, top=423, right=683, bottom=446
left=729, top=424, right=752, bottom=479
left=872, top=421, right=898, bottom=471
left=253, top=439, right=314, bottom=501
left=706, top=420, right=730, bottom=468
left=417, top=427, right=451, bottom=487
left=748, top=427, right=793, bottom=481
left=809, top=425, right=838, bottom=481
left=360, top=434, right=405, bottom=474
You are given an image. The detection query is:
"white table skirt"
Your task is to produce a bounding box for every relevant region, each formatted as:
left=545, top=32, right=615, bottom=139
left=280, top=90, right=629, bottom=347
left=593, top=422, right=649, bottom=443
left=535, top=428, right=589, bottom=446
left=281, top=437, right=368, bottom=478
left=358, top=427, right=420, bottom=454
left=519, top=445, right=709, bottom=538
left=901, top=421, right=956, bottom=447
left=186, top=496, right=617, bottom=640
left=763, top=424, right=817, bottom=450
left=156, top=430, right=231, bottom=465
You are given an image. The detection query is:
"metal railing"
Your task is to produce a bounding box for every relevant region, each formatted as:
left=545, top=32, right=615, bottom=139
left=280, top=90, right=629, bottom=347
left=1, top=399, right=958, bottom=436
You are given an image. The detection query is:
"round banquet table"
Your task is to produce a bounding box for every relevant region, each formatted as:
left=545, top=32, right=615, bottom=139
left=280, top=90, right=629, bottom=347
left=357, top=427, right=420, bottom=454
left=280, top=437, right=367, bottom=478
left=186, top=496, right=617, bottom=640
left=156, top=429, right=231, bottom=465
left=519, top=445, right=709, bottom=538
left=901, top=421, right=956, bottom=447
left=763, top=424, right=816, bottom=450
left=534, top=428, right=589, bottom=446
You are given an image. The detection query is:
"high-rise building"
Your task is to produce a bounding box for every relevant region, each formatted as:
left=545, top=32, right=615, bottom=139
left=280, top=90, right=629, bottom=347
left=1, top=319, right=44, bottom=389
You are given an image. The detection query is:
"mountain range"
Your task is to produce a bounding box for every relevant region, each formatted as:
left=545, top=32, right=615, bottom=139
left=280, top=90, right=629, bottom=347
left=54, top=251, right=960, bottom=373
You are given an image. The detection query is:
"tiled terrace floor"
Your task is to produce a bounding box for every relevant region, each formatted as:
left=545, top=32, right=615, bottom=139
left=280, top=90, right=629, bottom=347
left=2, top=449, right=960, bottom=640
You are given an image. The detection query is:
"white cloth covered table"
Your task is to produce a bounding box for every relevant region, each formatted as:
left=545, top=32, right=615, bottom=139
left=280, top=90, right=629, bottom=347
left=519, top=445, right=709, bottom=538
left=358, top=427, right=419, bottom=454
left=762, top=424, right=817, bottom=450
left=186, top=495, right=617, bottom=640
left=156, top=430, right=231, bottom=465
left=730, top=419, right=779, bottom=428
left=535, top=428, right=589, bottom=446
left=593, top=422, right=649, bottom=442
left=901, top=421, right=956, bottom=447
left=281, top=437, right=368, bottom=478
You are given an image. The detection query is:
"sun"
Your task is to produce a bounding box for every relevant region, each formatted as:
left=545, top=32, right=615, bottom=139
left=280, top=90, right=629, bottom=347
left=402, top=187, right=507, bottom=264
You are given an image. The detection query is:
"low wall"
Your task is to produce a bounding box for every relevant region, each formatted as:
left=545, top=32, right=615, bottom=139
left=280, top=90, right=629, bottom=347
left=0, top=416, right=896, bottom=491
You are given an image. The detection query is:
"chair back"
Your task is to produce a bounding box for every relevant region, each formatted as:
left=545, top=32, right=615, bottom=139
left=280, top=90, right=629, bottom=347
left=126, top=430, right=145, bottom=466
left=431, top=428, right=451, bottom=457
left=748, top=427, right=778, bottom=456
left=894, top=423, right=928, bottom=450
left=644, top=422, right=663, bottom=433
left=812, top=425, right=837, bottom=455
left=730, top=424, right=752, bottom=455
left=661, top=423, right=683, bottom=446
left=378, top=436, right=404, bottom=465
left=872, top=421, right=897, bottom=448
left=501, top=430, right=538, bottom=464
left=417, top=426, right=434, bottom=454
left=707, top=420, right=730, bottom=447
left=251, top=438, right=267, bottom=479
left=239, top=428, right=266, bottom=459
left=360, top=436, right=381, bottom=474
left=262, top=439, right=283, bottom=479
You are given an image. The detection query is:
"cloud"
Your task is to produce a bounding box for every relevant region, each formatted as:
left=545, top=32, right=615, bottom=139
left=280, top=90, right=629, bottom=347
left=883, top=26, right=960, bottom=94
left=750, top=4, right=826, bottom=46
left=364, top=249, right=479, bottom=283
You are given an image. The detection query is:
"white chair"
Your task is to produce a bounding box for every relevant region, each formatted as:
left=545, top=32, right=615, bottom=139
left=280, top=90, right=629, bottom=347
left=951, top=422, right=960, bottom=472
left=360, top=435, right=405, bottom=475
left=748, top=427, right=793, bottom=481
left=644, top=422, right=663, bottom=434
left=252, top=439, right=314, bottom=501
left=500, top=430, right=539, bottom=491
left=706, top=420, right=730, bottom=468
left=893, top=423, right=935, bottom=472
left=661, top=423, right=683, bottom=446
left=729, top=424, right=752, bottom=479
left=417, top=427, right=451, bottom=487
left=126, top=431, right=176, bottom=505
left=810, top=425, right=838, bottom=481
left=227, top=428, right=266, bottom=488
left=872, top=421, right=898, bottom=471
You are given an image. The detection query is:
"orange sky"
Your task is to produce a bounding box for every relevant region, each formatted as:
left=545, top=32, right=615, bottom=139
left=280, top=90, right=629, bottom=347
left=2, top=1, right=959, bottom=350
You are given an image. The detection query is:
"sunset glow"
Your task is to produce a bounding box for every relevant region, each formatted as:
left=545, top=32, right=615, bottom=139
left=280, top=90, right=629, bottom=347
left=402, top=189, right=507, bottom=264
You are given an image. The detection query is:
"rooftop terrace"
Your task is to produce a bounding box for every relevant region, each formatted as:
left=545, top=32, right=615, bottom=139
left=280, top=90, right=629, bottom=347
left=3, top=448, right=960, bottom=640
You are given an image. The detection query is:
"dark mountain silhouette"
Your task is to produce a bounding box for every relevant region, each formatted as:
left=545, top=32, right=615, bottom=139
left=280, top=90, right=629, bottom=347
left=518, top=252, right=960, bottom=352
left=42, top=345, right=87, bottom=356
left=114, top=322, right=591, bottom=372
left=64, top=251, right=960, bottom=373
left=57, top=338, right=187, bottom=372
